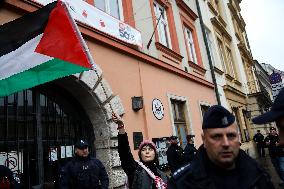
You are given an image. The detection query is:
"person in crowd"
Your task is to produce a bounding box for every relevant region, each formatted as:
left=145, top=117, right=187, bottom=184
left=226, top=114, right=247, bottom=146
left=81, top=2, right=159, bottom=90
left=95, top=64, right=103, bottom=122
left=183, top=135, right=197, bottom=164
left=0, top=165, right=21, bottom=189
left=59, top=140, right=109, bottom=189
left=253, top=129, right=265, bottom=158
left=168, top=105, right=275, bottom=189
left=112, top=113, right=167, bottom=189
left=264, top=127, right=284, bottom=185
left=166, top=136, right=184, bottom=173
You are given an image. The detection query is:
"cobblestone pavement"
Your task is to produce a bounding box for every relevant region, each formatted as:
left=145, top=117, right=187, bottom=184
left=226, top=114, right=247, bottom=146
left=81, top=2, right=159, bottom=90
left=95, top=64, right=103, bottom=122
left=256, top=156, right=284, bottom=189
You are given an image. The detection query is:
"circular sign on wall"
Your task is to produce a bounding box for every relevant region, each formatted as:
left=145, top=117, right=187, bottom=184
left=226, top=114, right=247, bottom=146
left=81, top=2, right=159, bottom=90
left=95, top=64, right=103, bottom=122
left=152, top=98, right=164, bottom=120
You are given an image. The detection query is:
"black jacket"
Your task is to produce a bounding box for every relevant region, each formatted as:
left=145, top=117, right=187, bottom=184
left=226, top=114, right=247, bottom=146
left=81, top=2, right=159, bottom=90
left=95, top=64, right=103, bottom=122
left=168, top=146, right=275, bottom=189
left=166, top=144, right=184, bottom=173
left=265, top=134, right=279, bottom=158
left=253, top=133, right=264, bottom=144
left=118, top=133, right=168, bottom=189
left=183, top=143, right=197, bottom=164
left=59, top=155, right=109, bottom=189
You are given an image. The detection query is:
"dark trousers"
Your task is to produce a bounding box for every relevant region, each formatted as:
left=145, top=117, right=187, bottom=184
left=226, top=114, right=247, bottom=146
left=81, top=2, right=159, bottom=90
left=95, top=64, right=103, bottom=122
left=256, top=143, right=265, bottom=158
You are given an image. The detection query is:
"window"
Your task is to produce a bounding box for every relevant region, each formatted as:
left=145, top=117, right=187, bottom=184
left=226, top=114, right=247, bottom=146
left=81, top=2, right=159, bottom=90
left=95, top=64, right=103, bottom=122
left=94, top=0, right=123, bottom=20
left=232, top=108, right=244, bottom=143
left=171, top=100, right=188, bottom=148
left=185, top=27, right=197, bottom=63
left=205, top=28, right=215, bottom=66
left=200, top=104, right=210, bottom=118
left=226, top=47, right=236, bottom=77
left=154, top=1, right=172, bottom=48
left=217, top=39, right=227, bottom=72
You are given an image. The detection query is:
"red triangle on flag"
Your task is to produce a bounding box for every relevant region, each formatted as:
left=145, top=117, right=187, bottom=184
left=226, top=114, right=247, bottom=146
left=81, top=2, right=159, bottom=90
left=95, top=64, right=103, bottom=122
left=35, top=2, right=92, bottom=69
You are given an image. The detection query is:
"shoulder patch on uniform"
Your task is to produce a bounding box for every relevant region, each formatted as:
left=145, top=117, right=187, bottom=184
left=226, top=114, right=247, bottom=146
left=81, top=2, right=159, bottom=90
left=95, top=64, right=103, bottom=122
left=171, top=163, right=191, bottom=180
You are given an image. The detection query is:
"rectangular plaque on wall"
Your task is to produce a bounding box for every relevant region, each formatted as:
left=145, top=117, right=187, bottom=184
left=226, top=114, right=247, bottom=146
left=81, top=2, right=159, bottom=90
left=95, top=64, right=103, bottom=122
left=133, top=132, right=143, bottom=150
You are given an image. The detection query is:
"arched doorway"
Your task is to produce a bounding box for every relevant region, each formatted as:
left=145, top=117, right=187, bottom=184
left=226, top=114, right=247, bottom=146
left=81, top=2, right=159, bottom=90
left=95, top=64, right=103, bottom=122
left=0, top=83, right=94, bottom=188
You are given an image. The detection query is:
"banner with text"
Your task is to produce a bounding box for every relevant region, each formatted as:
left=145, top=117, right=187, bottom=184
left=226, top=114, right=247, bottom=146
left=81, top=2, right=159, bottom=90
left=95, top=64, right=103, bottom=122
left=31, top=0, right=142, bottom=47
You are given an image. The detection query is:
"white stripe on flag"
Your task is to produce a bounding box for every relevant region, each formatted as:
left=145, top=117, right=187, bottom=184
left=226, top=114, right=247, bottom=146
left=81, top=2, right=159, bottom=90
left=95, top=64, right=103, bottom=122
left=0, top=34, right=53, bottom=80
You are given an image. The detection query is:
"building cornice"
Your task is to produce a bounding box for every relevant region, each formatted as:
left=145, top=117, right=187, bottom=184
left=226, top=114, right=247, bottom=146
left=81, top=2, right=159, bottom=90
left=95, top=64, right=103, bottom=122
left=176, top=0, right=198, bottom=20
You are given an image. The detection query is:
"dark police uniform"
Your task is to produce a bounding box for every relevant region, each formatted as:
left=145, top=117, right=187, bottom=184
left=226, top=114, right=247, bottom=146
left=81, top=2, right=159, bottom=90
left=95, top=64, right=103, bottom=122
left=59, top=140, right=109, bottom=189
left=167, top=136, right=185, bottom=173
left=168, top=105, right=275, bottom=189
left=60, top=156, right=109, bottom=189
left=169, top=146, right=275, bottom=189
left=183, top=143, right=197, bottom=164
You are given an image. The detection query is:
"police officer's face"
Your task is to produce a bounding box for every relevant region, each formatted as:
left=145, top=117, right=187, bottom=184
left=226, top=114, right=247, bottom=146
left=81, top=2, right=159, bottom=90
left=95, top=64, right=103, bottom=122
left=75, top=147, right=89, bottom=157
left=202, top=123, right=240, bottom=170
left=140, top=145, right=155, bottom=162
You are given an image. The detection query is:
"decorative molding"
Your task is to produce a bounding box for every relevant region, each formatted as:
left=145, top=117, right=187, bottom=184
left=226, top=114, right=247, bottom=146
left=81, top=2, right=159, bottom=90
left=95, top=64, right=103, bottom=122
left=176, top=0, right=198, bottom=20
left=214, top=66, right=224, bottom=75
left=233, top=79, right=242, bottom=87
left=225, top=73, right=234, bottom=81
left=188, top=61, right=207, bottom=76
left=211, top=17, right=232, bottom=41
left=207, top=1, right=218, bottom=16
left=155, top=42, right=184, bottom=62
left=238, top=42, right=252, bottom=60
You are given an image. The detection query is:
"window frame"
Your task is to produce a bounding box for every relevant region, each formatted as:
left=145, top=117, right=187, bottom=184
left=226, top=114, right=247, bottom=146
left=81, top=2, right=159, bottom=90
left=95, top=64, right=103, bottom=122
left=153, top=1, right=172, bottom=49
left=94, top=0, right=124, bottom=20
left=167, top=94, right=193, bottom=148
left=184, top=27, right=198, bottom=64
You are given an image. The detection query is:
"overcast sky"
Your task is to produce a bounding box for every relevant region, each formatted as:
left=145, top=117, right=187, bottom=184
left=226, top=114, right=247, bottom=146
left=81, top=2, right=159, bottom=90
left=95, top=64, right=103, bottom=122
left=240, top=0, right=284, bottom=71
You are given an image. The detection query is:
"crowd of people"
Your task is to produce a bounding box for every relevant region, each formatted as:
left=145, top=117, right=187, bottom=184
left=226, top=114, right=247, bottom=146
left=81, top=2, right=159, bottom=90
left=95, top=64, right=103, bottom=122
left=1, top=88, right=283, bottom=189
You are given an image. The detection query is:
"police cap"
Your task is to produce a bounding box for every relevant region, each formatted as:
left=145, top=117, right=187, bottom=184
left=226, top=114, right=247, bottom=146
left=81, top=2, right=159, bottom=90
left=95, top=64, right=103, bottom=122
left=75, top=139, right=89, bottom=149
left=202, top=105, right=235, bottom=129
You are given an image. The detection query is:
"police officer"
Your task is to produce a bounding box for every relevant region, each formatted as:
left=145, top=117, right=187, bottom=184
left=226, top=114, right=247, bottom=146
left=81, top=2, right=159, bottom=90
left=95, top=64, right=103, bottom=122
left=183, top=135, right=197, bottom=164
left=253, top=130, right=265, bottom=158
left=166, top=136, right=184, bottom=173
left=168, top=105, right=275, bottom=189
left=59, top=140, right=109, bottom=189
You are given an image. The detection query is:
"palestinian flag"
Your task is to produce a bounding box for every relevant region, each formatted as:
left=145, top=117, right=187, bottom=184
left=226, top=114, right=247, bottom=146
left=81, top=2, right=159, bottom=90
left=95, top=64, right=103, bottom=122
left=0, top=1, right=94, bottom=97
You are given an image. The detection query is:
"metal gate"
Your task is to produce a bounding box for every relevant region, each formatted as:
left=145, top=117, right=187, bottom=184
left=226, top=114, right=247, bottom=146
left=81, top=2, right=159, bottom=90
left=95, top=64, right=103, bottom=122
left=0, top=84, right=94, bottom=188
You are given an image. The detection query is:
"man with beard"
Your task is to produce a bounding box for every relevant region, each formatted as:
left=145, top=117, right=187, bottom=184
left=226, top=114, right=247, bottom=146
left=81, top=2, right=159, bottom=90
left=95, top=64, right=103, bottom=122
left=168, top=105, right=275, bottom=189
left=59, top=140, right=109, bottom=189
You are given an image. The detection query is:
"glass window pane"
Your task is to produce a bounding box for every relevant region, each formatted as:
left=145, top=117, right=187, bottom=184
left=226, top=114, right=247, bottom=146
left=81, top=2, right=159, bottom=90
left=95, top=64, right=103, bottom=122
left=109, top=0, right=120, bottom=19
left=95, top=0, right=106, bottom=11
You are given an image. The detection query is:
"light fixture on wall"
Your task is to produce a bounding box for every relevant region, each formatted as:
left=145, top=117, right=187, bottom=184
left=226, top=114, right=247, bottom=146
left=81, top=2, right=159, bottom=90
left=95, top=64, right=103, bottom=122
left=132, top=96, right=143, bottom=112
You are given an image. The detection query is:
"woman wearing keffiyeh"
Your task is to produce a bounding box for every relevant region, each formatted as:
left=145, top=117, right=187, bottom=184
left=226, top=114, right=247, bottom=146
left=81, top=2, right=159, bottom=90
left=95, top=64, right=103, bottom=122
left=112, top=113, right=168, bottom=189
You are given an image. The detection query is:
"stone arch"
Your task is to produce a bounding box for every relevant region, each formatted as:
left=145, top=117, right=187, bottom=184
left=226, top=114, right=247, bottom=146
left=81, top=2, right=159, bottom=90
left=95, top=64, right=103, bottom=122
left=54, top=65, right=126, bottom=188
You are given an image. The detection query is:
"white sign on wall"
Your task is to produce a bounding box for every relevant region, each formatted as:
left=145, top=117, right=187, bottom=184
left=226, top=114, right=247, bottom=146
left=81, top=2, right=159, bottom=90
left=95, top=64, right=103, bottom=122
left=0, top=151, right=23, bottom=174
left=31, top=0, right=142, bottom=47
left=152, top=98, right=164, bottom=120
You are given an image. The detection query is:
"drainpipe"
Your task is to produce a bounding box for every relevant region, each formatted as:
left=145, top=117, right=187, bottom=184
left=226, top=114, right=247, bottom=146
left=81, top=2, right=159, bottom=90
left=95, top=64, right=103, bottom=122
left=195, top=0, right=221, bottom=105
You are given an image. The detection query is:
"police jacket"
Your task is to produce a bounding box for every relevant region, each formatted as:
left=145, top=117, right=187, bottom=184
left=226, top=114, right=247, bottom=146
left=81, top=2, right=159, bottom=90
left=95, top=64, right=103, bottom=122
left=183, top=143, right=197, bottom=164
left=253, top=133, right=264, bottom=144
left=168, top=145, right=275, bottom=189
left=265, top=134, right=280, bottom=158
left=118, top=133, right=168, bottom=189
left=166, top=144, right=184, bottom=173
left=59, top=155, right=109, bottom=189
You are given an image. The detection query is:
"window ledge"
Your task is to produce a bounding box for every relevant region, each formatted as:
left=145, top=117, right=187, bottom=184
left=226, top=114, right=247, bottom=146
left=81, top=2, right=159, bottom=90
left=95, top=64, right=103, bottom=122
left=188, top=61, right=206, bottom=76
left=233, top=79, right=242, bottom=86
left=207, top=2, right=218, bottom=16
left=225, top=74, right=234, bottom=81
left=155, top=42, right=183, bottom=62
left=214, top=66, right=224, bottom=75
